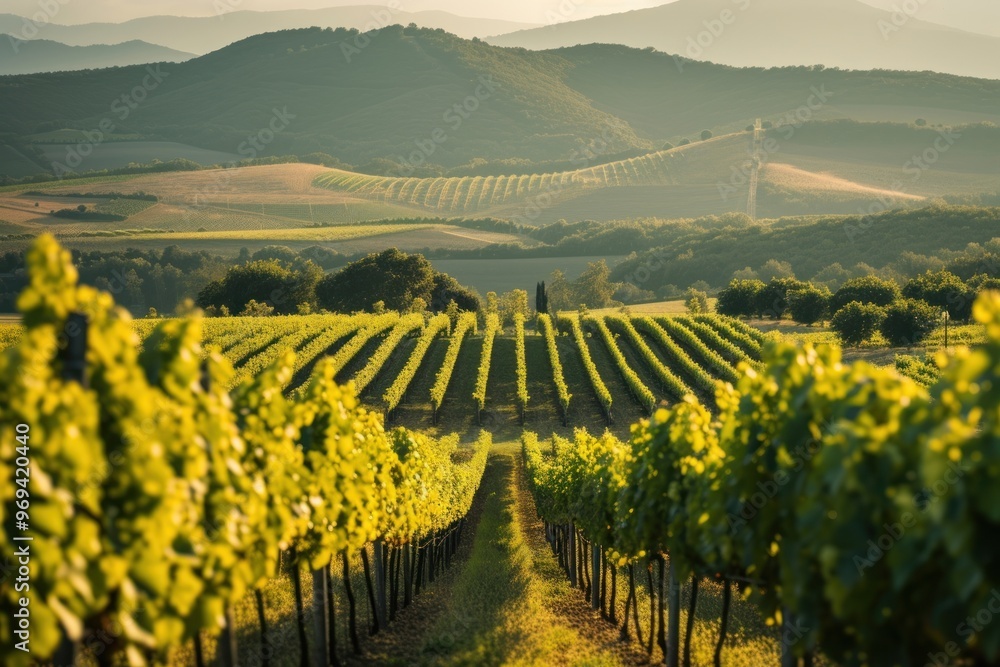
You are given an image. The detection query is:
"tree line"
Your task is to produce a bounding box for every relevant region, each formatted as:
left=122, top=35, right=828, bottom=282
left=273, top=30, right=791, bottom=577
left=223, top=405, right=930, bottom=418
left=717, top=269, right=1000, bottom=346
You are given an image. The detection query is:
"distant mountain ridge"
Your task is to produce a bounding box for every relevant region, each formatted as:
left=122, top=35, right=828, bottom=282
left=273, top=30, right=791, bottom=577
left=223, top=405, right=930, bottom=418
left=2, top=26, right=1000, bottom=173
left=0, top=7, right=539, bottom=55
left=488, top=0, right=1000, bottom=80
left=0, top=37, right=194, bottom=75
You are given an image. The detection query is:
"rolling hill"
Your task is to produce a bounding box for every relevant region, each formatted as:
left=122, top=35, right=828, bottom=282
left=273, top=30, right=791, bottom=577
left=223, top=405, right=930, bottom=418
left=0, top=37, right=194, bottom=75
left=0, top=8, right=537, bottom=55
left=859, top=0, right=1000, bottom=38
left=309, top=121, right=1000, bottom=222
left=3, top=26, right=1000, bottom=180
left=3, top=120, right=996, bottom=237
left=489, top=0, right=1000, bottom=81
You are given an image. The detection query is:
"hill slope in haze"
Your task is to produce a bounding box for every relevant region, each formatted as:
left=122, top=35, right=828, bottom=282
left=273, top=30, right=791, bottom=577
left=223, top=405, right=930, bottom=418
left=489, top=0, right=1000, bottom=81
left=0, top=8, right=537, bottom=55
left=0, top=37, right=194, bottom=75
left=3, top=27, right=1000, bottom=176
left=859, top=0, right=1000, bottom=38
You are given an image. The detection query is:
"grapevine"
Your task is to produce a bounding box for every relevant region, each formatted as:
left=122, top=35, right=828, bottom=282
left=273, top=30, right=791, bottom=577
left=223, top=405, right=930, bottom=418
left=606, top=314, right=692, bottom=403
left=561, top=316, right=612, bottom=421
left=382, top=314, right=450, bottom=413
left=537, top=314, right=570, bottom=420
left=472, top=313, right=500, bottom=416
left=585, top=316, right=655, bottom=414
left=429, top=312, right=476, bottom=421
left=514, top=314, right=529, bottom=421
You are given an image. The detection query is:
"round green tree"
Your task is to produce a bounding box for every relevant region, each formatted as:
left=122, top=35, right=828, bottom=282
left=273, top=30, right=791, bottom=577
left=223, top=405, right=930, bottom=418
left=881, top=298, right=940, bottom=347
left=902, top=270, right=974, bottom=320
left=787, top=284, right=831, bottom=325
left=717, top=279, right=765, bottom=318
left=831, top=301, right=887, bottom=346
left=831, top=275, right=901, bottom=313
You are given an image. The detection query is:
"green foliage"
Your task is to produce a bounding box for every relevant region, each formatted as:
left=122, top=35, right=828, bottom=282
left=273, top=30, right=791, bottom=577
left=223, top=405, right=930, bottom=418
left=609, top=206, right=1000, bottom=293
left=473, top=314, right=500, bottom=412
left=831, top=301, right=887, bottom=346
left=608, top=315, right=692, bottom=400
left=523, top=294, right=1000, bottom=664
left=655, top=316, right=740, bottom=385
left=315, top=249, right=479, bottom=314
left=717, top=279, right=765, bottom=318
left=498, top=289, right=529, bottom=326
left=410, top=296, right=428, bottom=315
left=0, top=236, right=490, bottom=666
left=317, top=249, right=434, bottom=314
left=563, top=316, right=613, bottom=418
left=684, top=287, right=709, bottom=314
left=756, top=277, right=808, bottom=319
left=537, top=314, right=571, bottom=416
left=351, top=314, right=425, bottom=394
left=198, top=258, right=320, bottom=316
left=694, top=314, right=764, bottom=357
left=574, top=260, right=616, bottom=309
left=430, top=312, right=476, bottom=412
left=637, top=317, right=716, bottom=393
left=675, top=316, right=762, bottom=370
left=239, top=298, right=275, bottom=317
left=830, top=275, right=901, bottom=313
left=534, top=281, right=548, bottom=315
left=893, top=354, right=941, bottom=387
left=902, top=269, right=974, bottom=320
left=383, top=314, right=450, bottom=412
left=880, top=298, right=941, bottom=347
left=485, top=291, right=499, bottom=316
left=587, top=316, right=655, bottom=414
left=514, top=314, right=530, bottom=414
left=787, top=284, right=831, bottom=325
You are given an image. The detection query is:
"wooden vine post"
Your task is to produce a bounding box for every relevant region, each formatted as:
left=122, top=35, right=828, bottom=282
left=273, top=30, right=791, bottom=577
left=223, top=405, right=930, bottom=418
left=310, top=568, right=330, bottom=667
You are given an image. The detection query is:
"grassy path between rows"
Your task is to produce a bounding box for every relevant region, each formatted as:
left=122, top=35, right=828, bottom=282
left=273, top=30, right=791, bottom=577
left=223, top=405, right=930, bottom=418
left=356, top=443, right=647, bottom=666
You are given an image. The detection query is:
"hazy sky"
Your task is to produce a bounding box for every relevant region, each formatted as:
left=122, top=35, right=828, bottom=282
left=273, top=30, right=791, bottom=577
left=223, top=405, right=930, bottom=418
left=6, top=0, right=666, bottom=25
left=7, top=0, right=996, bottom=34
